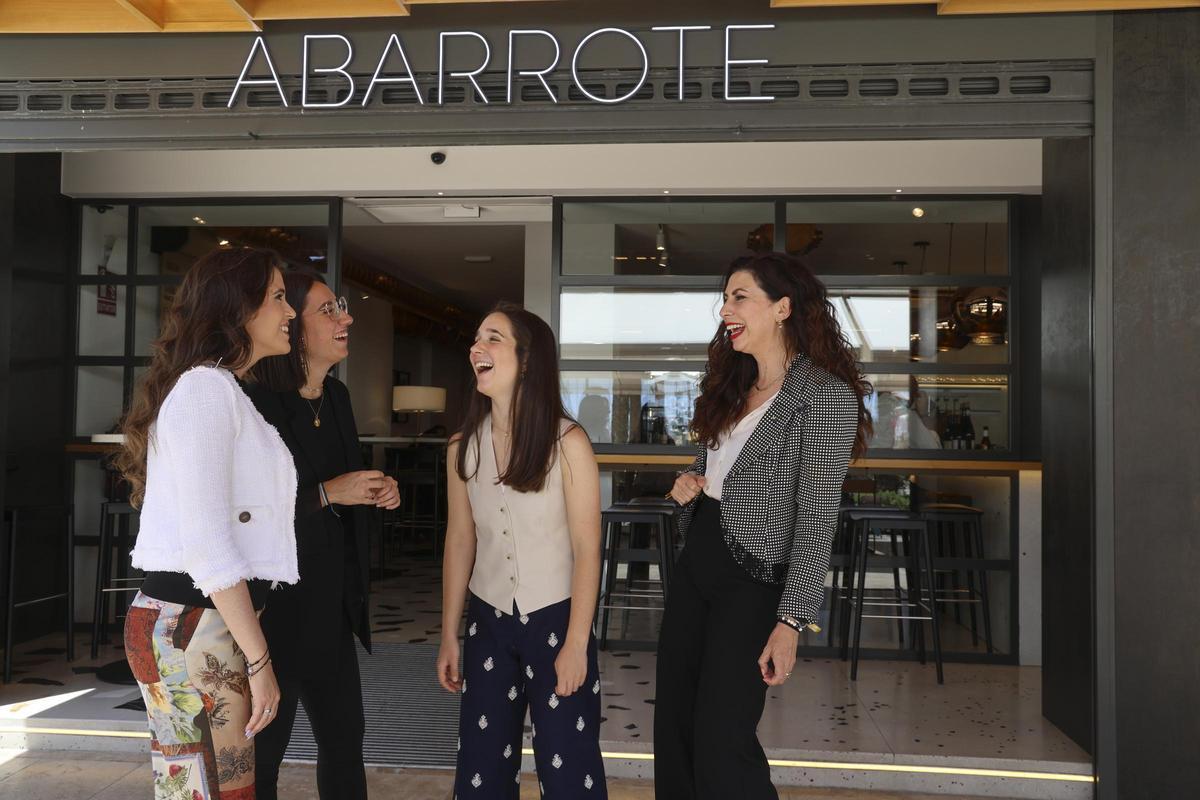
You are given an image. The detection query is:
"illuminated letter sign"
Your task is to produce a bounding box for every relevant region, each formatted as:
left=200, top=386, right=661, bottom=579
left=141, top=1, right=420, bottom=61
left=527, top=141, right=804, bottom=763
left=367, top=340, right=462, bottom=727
left=228, top=36, right=289, bottom=108
left=439, top=31, right=493, bottom=105
left=571, top=28, right=648, bottom=105
left=362, top=33, right=424, bottom=106
left=229, top=24, right=780, bottom=110
left=302, top=34, right=355, bottom=108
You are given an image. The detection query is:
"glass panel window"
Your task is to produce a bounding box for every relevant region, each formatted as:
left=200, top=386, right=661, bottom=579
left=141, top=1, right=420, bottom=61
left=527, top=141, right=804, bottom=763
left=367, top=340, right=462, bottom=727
left=79, top=204, right=129, bottom=276
left=559, top=288, right=721, bottom=361
left=562, top=201, right=775, bottom=276
left=785, top=200, right=1009, bottom=277
left=135, top=286, right=172, bottom=357
left=77, top=283, right=126, bottom=357
left=867, top=373, right=1008, bottom=451
left=562, top=370, right=702, bottom=446
left=75, top=365, right=125, bottom=436
left=136, top=204, right=330, bottom=276
left=832, top=287, right=1009, bottom=365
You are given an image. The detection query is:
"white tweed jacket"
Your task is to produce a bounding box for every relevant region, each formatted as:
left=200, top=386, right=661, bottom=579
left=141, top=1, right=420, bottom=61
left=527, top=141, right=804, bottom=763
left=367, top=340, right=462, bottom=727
left=130, top=365, right=299, bottom=596
left=677, top=353, right=858, bottom=625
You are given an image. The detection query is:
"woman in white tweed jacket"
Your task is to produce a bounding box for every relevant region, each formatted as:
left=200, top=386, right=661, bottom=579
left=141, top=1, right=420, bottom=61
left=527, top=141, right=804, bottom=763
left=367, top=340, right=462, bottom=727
left=655, top=252, right=872, bottom=800
left=117, top=247, right=299, bottom=800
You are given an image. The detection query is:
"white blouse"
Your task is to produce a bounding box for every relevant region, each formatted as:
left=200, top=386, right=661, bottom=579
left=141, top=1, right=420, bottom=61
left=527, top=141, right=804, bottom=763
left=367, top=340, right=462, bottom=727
left=703, top=390, right=780, bottom=502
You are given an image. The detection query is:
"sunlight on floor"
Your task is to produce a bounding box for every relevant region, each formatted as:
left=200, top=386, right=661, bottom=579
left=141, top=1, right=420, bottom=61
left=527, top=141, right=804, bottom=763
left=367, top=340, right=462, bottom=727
left=0, top=688, right=95, bottom=720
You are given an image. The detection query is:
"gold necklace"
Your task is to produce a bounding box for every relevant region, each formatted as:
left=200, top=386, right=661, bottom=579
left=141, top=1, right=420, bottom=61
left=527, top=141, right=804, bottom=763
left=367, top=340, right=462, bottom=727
left=303, top=392, right=325, bottom=428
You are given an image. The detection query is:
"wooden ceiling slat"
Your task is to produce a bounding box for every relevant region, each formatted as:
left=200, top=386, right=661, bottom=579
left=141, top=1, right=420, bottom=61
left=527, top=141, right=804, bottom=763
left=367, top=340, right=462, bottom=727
left=770, top=0, right=1200, bottom=10
left=114, top=0, right=166, bottom=29
left=250, top=0, right=409, bottom=20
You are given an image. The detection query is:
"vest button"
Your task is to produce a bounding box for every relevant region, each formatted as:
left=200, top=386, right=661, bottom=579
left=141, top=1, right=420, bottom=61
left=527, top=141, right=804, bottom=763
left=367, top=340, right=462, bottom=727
left=238, top=511, right=251, bottom=523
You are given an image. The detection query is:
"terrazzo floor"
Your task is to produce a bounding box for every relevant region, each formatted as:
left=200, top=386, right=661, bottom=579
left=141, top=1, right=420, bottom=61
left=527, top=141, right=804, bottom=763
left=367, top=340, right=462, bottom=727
left=0, top=554, right=1089, bottom=797
left=0, top=749, right=1009, bottom=800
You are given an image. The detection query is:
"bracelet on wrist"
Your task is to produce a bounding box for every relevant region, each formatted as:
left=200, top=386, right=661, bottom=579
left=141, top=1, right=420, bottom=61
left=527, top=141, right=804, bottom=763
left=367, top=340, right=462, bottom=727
left=247, top=655, right=272, bottom=678
left=246, top=650, right=269, bottom=669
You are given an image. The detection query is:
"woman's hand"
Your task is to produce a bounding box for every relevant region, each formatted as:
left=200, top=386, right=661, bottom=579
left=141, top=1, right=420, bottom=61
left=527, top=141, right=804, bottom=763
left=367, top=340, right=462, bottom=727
left=554, top=642, right=588, bottom=697
left=324, top=470, right=387, bottom=506
left=373, top=476, right=401, bottom=510
left=668, top=473, right=706, bottom=505
left=436, top=637, right=462, bottom=694
left=757, top=623, right=799, bottom=686
left=244, top=662, right=281, bottom=739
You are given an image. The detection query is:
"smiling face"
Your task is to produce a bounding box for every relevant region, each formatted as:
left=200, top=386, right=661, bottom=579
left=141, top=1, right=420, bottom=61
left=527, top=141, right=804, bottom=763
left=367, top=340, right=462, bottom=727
left=244, top=268, right=295, bottom=363
left=719, top=269, right=791, bottom=357
left=469, top=312, right=521, bottom=402
left=301, top=281, right=353, bottom=370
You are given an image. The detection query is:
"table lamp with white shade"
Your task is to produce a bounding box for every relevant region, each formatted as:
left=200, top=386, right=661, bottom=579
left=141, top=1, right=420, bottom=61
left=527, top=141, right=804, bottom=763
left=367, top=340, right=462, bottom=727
left=392, top=385, right=446, bottom=436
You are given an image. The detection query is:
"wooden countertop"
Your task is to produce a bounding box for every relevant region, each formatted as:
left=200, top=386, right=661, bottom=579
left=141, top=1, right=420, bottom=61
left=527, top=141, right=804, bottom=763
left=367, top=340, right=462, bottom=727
left=69, top=442, right=1039, bottom=473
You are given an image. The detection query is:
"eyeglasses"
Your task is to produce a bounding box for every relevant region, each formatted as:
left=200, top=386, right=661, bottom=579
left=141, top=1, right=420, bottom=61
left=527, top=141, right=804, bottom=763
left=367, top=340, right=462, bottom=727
left=308, top=296, right=349, bottom=320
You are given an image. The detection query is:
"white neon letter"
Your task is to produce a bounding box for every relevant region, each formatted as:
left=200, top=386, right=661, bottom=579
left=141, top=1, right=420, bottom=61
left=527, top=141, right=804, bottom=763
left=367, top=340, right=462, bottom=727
left=571, top=28, right=649, bottom=105
left=651, top=25, right=711, bottom=101
left=439, top=31, right=493, bottom=105
left=228, top=36, right=288, bottom=109
left=302, top=34, right=355, bottom=109
left=507, top=29, right=561, bottom=104
left=724, top=24, right=776, bottom=102
left=362, top=33, right=424, bottom=106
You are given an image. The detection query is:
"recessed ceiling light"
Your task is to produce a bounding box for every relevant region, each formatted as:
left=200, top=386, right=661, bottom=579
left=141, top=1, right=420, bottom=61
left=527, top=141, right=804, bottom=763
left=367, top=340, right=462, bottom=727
left=193, top=216, right=206, bottom=224
left=437, top=191, right=444, bottom=196
left=663, top=190, right=670, bottom=194
left=895, top=189, right=903, bottom=193
left=912, top=207, right=925, bottom=218
left=464, top=255, right=492, bottom=263
left=361, top=294, right=369, bottom=300
left=218, top=239, right=230, bottom=246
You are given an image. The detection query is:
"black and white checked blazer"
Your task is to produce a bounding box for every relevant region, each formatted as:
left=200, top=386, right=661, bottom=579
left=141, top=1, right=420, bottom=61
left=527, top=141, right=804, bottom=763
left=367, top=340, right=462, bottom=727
left=677, top=353, right=858, bottom=626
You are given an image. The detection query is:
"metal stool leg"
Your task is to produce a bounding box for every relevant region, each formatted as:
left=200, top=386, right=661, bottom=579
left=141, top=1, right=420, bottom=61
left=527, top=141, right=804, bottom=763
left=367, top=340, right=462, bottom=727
left=918, top=527, right=945, bottom=684
left=840, top=517, right=861, bottom=661
left=888, top=531, right=904, bottom=646
left=90, top=503, right=110, bottom=660
left=850, top=522, right=870, bottom=681
left=972, top=517, right=994, bottom=654
left=66, top=509, right=75, bottom=663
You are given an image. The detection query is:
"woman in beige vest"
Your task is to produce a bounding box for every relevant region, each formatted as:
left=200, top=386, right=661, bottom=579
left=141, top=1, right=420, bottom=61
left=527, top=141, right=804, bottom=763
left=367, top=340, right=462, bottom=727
left=437, top=302, right=607, bottom=799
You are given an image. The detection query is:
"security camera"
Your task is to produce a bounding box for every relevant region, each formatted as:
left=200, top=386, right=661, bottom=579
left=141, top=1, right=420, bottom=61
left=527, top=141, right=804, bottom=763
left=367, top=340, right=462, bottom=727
left=430, top=151, right=447, bottom=165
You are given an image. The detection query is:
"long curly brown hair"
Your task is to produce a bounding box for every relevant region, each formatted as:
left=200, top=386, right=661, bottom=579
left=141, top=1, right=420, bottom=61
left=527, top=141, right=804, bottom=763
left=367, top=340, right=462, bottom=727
left=691, top=252, right=873, bottom=458
left=116, top=247, right=285, bottom=507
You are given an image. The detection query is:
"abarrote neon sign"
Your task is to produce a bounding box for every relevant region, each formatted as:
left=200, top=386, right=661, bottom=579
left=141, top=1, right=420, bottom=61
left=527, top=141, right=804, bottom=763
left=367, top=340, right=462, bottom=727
left=228, top=24, right=778, bottom=109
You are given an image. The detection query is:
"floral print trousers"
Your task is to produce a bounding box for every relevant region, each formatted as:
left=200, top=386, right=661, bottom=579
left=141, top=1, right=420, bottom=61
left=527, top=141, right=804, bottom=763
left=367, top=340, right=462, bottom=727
left=125, top=592, right=256, bottom=800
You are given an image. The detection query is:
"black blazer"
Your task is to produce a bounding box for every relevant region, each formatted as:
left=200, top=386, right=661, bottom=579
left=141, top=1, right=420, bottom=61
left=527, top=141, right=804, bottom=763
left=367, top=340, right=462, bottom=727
left=246, top=376, right=373, bottom=679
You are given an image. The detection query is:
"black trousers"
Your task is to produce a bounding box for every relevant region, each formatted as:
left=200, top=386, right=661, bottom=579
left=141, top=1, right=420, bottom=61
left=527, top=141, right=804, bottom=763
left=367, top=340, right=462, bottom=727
left=254, top=620, right=367, bottom=800
left=654, top=495, right=783, bottom=800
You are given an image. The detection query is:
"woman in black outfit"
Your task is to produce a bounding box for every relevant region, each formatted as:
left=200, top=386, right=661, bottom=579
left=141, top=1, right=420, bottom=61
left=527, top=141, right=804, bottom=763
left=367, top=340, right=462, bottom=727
left=247, top=270, right=400, bottom=800
left=655, top=253, right=873, bottom=800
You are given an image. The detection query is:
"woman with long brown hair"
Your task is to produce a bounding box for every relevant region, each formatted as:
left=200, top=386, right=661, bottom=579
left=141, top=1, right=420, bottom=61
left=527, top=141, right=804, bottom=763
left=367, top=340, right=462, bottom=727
left=655, top=252, right=871, bottom=800
left=118, top=246, right=299, bottom=800
left=436, top=302, right=607, bottom=798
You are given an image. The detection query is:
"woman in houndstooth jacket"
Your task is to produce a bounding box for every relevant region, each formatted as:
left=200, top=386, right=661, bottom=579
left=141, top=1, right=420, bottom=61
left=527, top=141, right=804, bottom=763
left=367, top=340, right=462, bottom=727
left=655, top=252, right=873, bottom=800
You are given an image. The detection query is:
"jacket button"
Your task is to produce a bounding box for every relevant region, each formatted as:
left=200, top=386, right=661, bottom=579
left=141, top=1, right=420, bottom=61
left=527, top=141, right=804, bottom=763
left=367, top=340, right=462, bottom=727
left=238, top=511, right=251, bottom=523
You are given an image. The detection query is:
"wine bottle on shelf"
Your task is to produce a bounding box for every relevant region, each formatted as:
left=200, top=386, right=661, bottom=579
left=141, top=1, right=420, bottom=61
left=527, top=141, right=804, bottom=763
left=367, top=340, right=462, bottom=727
left=962, top=403, right=976, bottom=450
left=980, top=426, right=992, bottom=450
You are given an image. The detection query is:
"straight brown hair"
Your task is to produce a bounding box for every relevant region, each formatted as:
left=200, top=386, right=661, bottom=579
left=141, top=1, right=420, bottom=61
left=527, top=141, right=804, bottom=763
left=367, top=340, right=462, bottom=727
left=455, top=302, right=575, bottom=493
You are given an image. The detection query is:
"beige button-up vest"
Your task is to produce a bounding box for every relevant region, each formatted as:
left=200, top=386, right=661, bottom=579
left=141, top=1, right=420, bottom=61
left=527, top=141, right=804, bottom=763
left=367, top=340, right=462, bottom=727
left=465, top=416, right=574, bottom=615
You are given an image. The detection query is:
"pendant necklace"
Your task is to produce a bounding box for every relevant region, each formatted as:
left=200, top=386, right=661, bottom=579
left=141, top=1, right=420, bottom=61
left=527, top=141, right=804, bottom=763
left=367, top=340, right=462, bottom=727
left=303, top=389, right=325, bottom=428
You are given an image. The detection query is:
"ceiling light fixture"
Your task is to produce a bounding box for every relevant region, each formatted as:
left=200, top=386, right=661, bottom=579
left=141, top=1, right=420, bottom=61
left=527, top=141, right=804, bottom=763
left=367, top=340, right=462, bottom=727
left=656, top=224, right=666, bottom=252
left=193, top=216, right=206, bottom=224
left=218, top=239, right=230, bottom=246
left=912, top=207, right=925, bottom=218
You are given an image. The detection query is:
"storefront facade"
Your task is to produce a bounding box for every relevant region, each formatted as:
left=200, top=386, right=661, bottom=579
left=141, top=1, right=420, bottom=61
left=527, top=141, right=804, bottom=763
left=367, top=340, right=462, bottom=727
left=2, top=3, right=1199, bottom=798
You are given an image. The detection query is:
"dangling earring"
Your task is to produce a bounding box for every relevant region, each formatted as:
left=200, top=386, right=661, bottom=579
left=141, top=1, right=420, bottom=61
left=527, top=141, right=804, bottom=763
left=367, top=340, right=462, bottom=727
left=776, top=319, right=784, bottom=328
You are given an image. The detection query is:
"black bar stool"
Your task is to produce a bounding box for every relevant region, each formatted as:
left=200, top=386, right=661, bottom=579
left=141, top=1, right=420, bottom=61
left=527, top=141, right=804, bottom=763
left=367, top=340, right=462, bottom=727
left=380, top=445, right=445, bottom=574
left=921, top=504, right=993, bottom=654
left=830, top=506, right=910, bottom=651
left=596, top=501, right=676, bottom=650
left=90, top=501, right=141, bottom=660
left=841, top=510, right=943, bottom=684
left=3, top=505, right=75, bottom=683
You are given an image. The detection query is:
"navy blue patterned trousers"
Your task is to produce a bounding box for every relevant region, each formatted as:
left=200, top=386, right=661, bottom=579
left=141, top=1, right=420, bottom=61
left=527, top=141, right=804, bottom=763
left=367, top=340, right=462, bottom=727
left=454, top=593, right=607, bottom=798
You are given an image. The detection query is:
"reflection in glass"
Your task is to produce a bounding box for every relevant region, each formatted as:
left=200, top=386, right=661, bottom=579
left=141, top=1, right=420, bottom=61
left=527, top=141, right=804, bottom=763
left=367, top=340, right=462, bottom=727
left=559, top=289, right=721, bottom=360
left=79, top=204, right=129, bottom=276
left=562, top=201, right=774, bottom=276
left=831, top=288, right=1009, bottom=365
left=77, top=284, right=126, bottom=357
left=136, top=204, right=329, bottom=277
left=76, top=365, right=125, bottom=436
left=562, top=370, right=701, bottom=445
left=786, top=200, right=1009, bottom=277
left=867, top=374, right=1008, bottom=451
